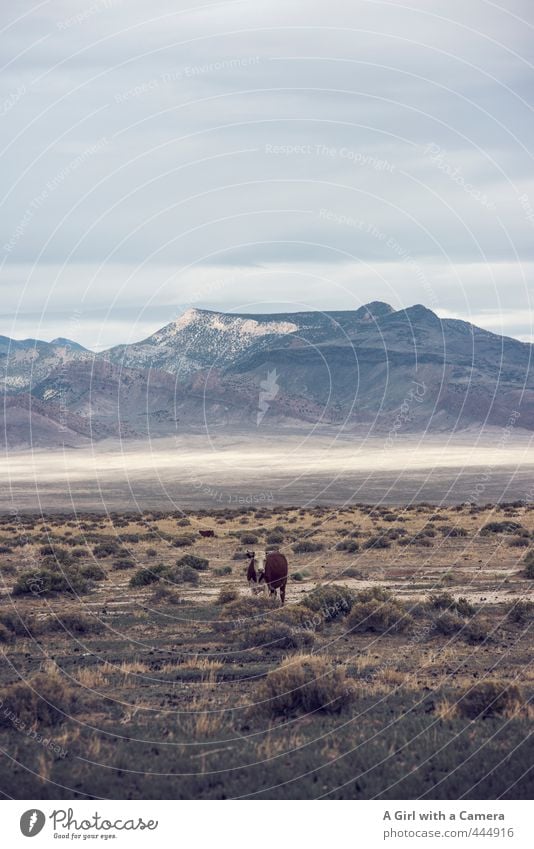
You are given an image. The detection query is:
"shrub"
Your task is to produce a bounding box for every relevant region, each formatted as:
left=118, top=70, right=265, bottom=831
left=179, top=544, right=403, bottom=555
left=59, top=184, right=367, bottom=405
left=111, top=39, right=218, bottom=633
left=218, top=595, right=275, bottom=622
left=176, top=518, right=191, bottom=527
left=354, top=586, right=392, bottom=603
left=80, top=563, right=107, bottom=581
left=216, top=588, right=239, bottom=605
left=43, top=612, right=103, bottom=634
left=291, top=572, right=304, bottom=582
left=150, top=585, right=182, bottom=605
left=463, top=617, right=490, bottom=643
left=112, top=557, right=136, bottom=570
left=343, top=567, right=363, bottom=578
left=480, top=521, right=525, bottom=535
left=456, top=681, right=523, bottom=719
left=0, top=623, right=14, bottom=643
left=240, top=533, right=259, bottom=545
left=240, top=622, right=314, bottom=650
left=445, top=527, right=468, bottom=537
left=509, top=536, right=529, bottom=548
left=232, top=550, right=247, bottom=561
left=167, top=564, right=199, bottom=586
left=119, top=533, right=140, bottom=543
left=302, top=585, right=354, bottom=621
left=40, top=546, right=73, bottom=566
left=0, top=672, right=81, bottom=728
left=274, top=603, right=320, bottom=629
left=414, top=537, right=433, bottom=547
left=255, top=654, right=352, bottom=716
left=266, top=532, right=284, bottom=545
left=292, top=540, right=324, bottom=553
left=336, top=540, right=359, bottom=552
left=12, top=566, right=91, bottom=596
left=506, top=599, right=534, bottom=623
left=172, top=536, right=195, bottom=548
left=434, top=611, right=464, bottom=636
left=176, top=554, right=209, bottom=572
left=0, top=545, right=12, bottom=554
left=0, top=612, right=34, bottom=636
left=455, top=597, right=476, bottom=617
left=428, top=592, right=475, bottom=617
left=146, top=548, right=157, bottom=558
left=93, top=541, right=120, bottom=558
left=363, top=535, right=391, bottom=550
left=348, top=598, right=412, bottom=633
left=523, top=551, right=534, bottom=578
left=129, top=564, right=167, bottom=588
left=214, top=565, right=232, bottom=576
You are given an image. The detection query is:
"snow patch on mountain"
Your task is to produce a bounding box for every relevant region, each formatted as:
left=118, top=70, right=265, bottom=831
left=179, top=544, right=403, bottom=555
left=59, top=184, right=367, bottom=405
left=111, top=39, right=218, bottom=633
left=160, top=308, right=297, bottom=339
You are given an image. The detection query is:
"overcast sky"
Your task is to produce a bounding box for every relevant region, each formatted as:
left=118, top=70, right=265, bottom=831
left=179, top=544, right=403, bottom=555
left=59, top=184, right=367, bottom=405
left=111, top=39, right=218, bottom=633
left=1, top=0, right=533, bottom=349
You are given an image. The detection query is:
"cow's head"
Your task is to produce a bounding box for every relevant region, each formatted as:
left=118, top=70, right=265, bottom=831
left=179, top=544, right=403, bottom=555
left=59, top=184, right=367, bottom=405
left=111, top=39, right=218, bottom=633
left=246, top=550, right=266, bottom=584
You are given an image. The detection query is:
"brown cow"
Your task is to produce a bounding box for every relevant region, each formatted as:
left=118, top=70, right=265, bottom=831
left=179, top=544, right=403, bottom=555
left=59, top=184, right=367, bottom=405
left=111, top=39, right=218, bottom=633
left=199, top=529, right=216, bottom=538
left=246, top=550, right=288, bottom=604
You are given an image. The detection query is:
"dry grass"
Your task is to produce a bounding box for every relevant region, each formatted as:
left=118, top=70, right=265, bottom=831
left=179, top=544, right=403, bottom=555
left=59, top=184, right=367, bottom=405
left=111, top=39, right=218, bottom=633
left=254, top=652, right=353, bottom=716
left=455, top=680, right=525, bottom=719
left=180, top=655, right=224, bottom=674
left=178, top=691, right=228, bottom=739
left=0, top=670, right=82, bottom=728
left=74, top=667, right=110, bottom=689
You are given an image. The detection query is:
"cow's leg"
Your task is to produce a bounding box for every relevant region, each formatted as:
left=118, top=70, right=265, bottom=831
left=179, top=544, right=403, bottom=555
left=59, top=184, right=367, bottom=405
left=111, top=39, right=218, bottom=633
left=279, top=581, right=286, bottom=605
left=258, top=575, right=267, bottom=595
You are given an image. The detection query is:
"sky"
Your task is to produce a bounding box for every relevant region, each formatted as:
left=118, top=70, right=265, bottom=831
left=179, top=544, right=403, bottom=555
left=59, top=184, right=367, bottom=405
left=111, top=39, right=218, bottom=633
left=1, top=0, right=533, bottom=350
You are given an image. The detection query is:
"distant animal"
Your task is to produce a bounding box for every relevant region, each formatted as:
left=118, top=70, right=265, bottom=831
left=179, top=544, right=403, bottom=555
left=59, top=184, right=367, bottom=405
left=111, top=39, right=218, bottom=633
left=246, top=550, right=288, bottom=604
left=199, top=529, right=216, bottom=538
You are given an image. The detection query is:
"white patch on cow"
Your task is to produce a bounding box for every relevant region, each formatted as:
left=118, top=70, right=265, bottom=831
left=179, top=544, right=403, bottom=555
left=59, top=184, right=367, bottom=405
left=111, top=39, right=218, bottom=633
left=249, top=550, right=268, bottom=595
left=255, top=550, right=267, bottom=574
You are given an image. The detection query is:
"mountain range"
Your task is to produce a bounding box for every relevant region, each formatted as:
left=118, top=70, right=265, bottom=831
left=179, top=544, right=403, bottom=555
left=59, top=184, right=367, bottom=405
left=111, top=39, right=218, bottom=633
left=1, top=302, right=533, bottom=447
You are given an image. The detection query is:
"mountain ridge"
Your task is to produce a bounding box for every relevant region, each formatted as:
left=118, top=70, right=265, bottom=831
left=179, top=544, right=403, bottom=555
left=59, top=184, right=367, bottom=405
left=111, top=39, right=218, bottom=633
left=1, top=302, right=533, bottom=446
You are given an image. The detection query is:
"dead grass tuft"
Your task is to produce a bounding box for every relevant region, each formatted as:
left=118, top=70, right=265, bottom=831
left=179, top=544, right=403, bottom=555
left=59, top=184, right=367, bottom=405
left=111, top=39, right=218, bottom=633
left=254, top=653, right=352, bottom=716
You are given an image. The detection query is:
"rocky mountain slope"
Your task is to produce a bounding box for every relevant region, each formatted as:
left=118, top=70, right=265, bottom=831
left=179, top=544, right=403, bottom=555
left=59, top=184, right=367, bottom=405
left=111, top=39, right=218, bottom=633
left=102, top=303, right=395, bottom=376
left=1, top=302, right=533, bottom=446
left=0, top=393, right=112, bottom=448
left=0, top=336, right=91, bottom=393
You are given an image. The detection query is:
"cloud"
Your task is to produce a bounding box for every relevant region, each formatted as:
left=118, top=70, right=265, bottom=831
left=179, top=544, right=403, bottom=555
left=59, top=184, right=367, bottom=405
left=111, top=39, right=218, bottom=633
left=1, top=259, right=532, bottom=349
left=1, top=0, right=533, bottom=344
